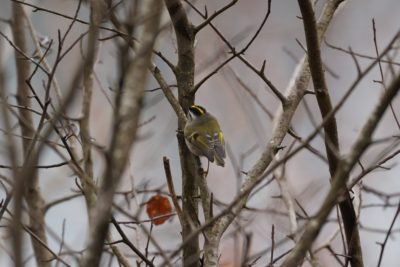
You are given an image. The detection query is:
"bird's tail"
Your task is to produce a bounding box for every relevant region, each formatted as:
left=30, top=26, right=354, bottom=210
left=209, top=133, right=225, bottom=167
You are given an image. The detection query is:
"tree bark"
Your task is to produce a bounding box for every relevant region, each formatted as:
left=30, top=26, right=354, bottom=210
left=164, top=1, right=201, bottom=266
left=11, top=3, right=52, bottom=266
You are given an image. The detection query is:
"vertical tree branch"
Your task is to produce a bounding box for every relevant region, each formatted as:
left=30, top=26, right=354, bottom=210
left=297, top=0, right=363, bottom=266
left=281, top=71, right=400, bottom=267
left=11, top=3, right=52, bottom=266
left=80, top=2, right=131, bottom=266
left=164, top=1, right=201, bottom=266
left=79, top=0, right=103, bottom=219
left=81, top=1, right=162, bottom=266
left=4, top=24, right=88, bottom=267
left=0, top=38, right=23, bottom=267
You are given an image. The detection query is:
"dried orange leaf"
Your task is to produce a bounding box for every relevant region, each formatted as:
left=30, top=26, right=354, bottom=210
left=146, top=195, right=172, bottom=225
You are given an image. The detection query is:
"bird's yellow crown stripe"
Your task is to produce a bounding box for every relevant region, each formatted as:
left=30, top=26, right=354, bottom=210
left=191, top=105, right=205, bottom=115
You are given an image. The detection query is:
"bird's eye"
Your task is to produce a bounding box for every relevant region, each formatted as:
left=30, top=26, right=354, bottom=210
left=190, top=105, right=205, bottom=116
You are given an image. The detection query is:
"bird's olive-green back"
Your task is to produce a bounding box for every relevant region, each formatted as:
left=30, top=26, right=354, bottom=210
left=185, top=113, right=224, bottom=144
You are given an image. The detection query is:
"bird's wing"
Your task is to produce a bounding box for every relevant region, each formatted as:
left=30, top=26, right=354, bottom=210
left=188, top=132, right=215, bottom=162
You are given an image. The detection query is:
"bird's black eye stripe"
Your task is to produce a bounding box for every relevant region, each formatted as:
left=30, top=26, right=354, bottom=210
left=189, top=105, right=206, bottom=116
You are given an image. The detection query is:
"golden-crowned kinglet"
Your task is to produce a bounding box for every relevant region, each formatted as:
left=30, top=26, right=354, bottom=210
left=184, top=105, right=226, bottom=167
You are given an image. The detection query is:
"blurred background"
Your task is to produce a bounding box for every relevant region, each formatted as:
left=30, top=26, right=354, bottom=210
left=1, top=0, right=400, bottom=266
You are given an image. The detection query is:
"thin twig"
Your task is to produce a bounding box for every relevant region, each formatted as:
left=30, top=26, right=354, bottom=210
left=281, top=70, right=400, bottom=267
left=376, top=203, right=400, bottom=267
left=163, top=156, right=184, bottom=225
left=194, top=0, right=239, bottom=33
left=110, top=217, right=155, bottom=267
left=372, top=19, right=400, bottom=130
left=11, top=0, right=125, bottom=36
left=0, top=161, right=73, bottom=169
left=269, top=224, right=275, bottom=266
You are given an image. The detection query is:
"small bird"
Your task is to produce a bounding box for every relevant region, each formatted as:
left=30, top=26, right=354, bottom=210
left=184, top=105, right=226, bottom=167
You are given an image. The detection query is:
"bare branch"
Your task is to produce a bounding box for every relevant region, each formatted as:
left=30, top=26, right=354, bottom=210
left=206, top=0, right=345, bottom=246
left=164, top=0, right=201, bottom=265
left=163, top=156, right=184, bottom=225
left=194, top=0, right=239, bottom=33
left=110, top=217, right=155, bottom=267
left=81, top=1, right=163, bottom=266
left=10, top=0, right=126, bottom=37
left=372, top=19, right=400, bottom=129
left=297, top=0, right=363, bottom=265
left=11, top=2, right=52, bottom=265
left=281, top=71, right=400, bottom=267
